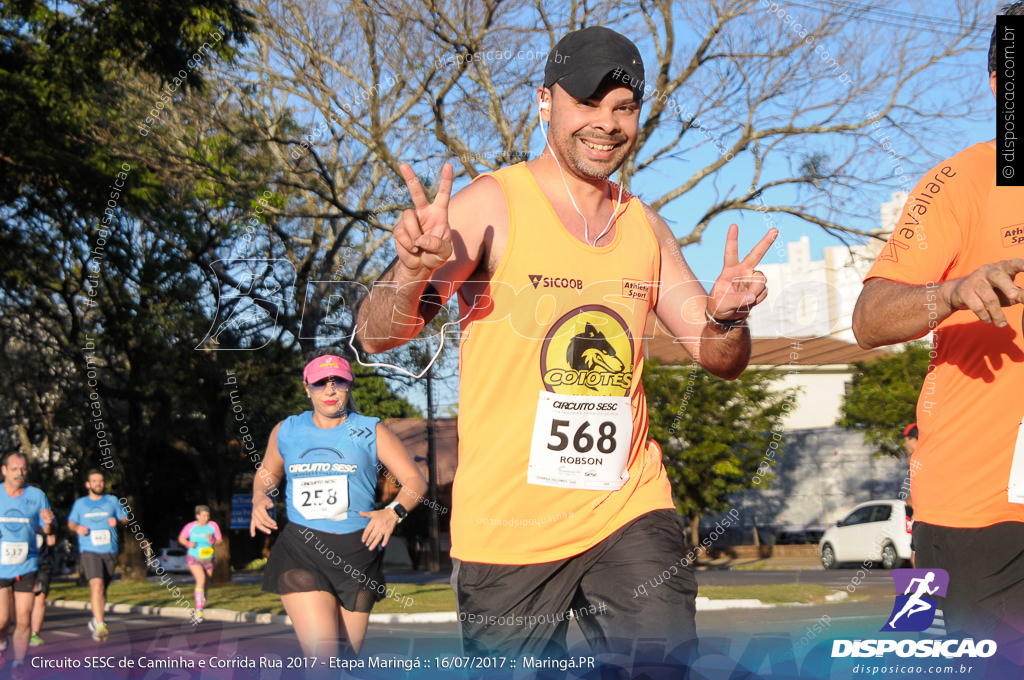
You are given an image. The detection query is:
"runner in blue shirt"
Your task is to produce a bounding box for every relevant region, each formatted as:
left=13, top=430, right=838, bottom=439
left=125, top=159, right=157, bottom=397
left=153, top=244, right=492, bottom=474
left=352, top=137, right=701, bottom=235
left=250, top=355, right=427, bottom=657
left=0, top=452, right=54, bottom=673
left=68, top=468, right=128, bottom=641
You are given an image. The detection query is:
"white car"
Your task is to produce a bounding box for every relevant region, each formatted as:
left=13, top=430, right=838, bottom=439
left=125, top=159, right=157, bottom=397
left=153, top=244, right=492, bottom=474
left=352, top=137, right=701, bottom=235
left=147, top=547, right=189, bottom=574
left=818, top=500, right=913, bottom=570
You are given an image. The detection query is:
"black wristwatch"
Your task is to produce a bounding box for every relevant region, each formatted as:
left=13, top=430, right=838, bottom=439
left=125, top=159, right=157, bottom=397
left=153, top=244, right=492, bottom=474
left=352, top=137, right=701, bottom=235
left=386, top=501, right=408, bottom=523
left=704, top=307, right=748, bottom=332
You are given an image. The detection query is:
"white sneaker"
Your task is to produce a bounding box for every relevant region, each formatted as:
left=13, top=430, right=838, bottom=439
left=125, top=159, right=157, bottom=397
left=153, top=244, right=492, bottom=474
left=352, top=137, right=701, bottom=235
left=88, top=619, right=109, bottom=642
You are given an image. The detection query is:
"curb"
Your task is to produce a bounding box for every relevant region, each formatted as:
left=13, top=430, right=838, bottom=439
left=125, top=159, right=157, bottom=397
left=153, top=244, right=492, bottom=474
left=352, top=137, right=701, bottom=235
left=47, top=594, right=793, bottom=626
left=694, top=597, right=770, bottom=610
left=48, top=599, right=293, bottom=626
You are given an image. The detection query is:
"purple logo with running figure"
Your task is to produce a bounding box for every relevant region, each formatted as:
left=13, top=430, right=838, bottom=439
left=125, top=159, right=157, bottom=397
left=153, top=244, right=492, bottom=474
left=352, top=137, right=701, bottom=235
left=881, top=568, right=949, bottom=632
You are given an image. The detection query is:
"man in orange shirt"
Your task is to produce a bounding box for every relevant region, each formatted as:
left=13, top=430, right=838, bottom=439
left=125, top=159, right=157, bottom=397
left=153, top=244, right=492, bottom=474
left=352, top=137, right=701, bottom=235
left=358, top=26, right=776, bottom=661
left=853, top=3, right=1024, bottom=640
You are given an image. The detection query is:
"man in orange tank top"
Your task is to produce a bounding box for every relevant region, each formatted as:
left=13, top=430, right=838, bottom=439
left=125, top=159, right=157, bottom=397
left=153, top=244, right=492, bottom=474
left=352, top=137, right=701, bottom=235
left=358, top=26, right=777, bottom=665
left=854, top=3, right=1024, bottom=643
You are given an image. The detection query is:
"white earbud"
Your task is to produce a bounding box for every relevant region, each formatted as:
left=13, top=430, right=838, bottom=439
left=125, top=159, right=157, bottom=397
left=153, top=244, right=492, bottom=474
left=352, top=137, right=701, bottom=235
left=536, top=97, right=623, bottom=248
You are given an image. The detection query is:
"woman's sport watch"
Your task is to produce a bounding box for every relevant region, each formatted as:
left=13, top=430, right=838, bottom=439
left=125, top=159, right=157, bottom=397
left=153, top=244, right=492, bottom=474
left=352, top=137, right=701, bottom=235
left=386, top=501, right=408, bottom=523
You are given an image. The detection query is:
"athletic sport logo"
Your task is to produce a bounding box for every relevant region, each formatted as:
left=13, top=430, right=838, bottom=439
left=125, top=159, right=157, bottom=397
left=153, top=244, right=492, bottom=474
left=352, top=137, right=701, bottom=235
left=621, top=279, right=655, bottom=302
left=540, top=305, right=632, bottom=396
left=881, top=569, right=949, bottom=632
left=1003, top=223, right=1024, bottom=247
left=528, top=274, right=543, bottom=289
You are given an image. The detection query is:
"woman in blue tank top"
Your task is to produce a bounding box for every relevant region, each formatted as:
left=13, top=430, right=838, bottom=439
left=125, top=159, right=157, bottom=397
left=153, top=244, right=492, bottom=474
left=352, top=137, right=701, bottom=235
left=250, top=355, right=427, bottom=658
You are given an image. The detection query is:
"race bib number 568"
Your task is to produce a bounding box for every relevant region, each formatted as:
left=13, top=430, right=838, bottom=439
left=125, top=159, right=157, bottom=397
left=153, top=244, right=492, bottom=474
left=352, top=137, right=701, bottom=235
left=528, top=392, right=632, bottom=490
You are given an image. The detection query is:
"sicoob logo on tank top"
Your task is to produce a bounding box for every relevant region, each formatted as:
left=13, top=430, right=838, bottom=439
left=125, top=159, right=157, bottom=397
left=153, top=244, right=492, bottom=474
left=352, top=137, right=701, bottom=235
left=540, top=306, right=633, bottom=396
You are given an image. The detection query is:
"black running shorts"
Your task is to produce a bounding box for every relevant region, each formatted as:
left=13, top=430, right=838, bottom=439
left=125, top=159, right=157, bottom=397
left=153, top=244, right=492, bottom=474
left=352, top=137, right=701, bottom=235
left=0, top=571, right=38, bottom=593
left=913, top=520, right=1024, bottom=638
left=81, top=552, right=117, bottom=586
left=262, top=522, right=385, bottom=613
left=452, top=509, right=697, bottom=660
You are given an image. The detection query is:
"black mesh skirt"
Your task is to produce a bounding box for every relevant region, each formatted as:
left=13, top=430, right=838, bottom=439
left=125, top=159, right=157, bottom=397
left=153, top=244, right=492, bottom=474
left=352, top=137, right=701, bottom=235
left=261, top=521, right=386, bottom=613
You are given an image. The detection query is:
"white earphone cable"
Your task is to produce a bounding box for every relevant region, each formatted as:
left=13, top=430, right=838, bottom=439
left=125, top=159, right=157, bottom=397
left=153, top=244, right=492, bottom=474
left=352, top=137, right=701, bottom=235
left=347, top=296, right=475, bottom=380
left=538, top=101, right=624, bottom=247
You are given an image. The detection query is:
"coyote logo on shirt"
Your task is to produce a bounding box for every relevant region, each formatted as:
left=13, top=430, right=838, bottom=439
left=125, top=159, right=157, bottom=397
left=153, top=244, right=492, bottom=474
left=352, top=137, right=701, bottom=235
left=541, top=306, right=633, bottom=397
left=567, top=323, right=625, bottom=377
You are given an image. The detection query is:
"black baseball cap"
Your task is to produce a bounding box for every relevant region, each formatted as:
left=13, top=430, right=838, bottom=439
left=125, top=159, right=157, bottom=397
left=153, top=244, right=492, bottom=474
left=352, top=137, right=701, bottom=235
left=543, top=26, right=645, bottom=102
left=899, top=423, right=919, bottom=439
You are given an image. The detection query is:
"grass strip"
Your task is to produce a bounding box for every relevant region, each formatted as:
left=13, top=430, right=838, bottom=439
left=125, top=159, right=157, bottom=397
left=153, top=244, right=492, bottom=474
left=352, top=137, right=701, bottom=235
left=698, top=584, right=839, bottom=604
left=48, top=580, right=454, bottom=615
left=50, top=580, right=847, bottom=614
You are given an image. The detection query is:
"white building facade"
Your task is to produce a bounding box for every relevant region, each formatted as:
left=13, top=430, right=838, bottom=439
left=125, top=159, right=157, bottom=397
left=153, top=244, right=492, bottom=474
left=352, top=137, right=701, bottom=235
left=746, top=192, right=907, bottom=345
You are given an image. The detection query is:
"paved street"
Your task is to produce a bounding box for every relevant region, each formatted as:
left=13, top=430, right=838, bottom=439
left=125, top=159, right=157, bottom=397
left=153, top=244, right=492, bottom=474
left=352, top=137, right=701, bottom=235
left=30, top=566, right=1022, bottom=679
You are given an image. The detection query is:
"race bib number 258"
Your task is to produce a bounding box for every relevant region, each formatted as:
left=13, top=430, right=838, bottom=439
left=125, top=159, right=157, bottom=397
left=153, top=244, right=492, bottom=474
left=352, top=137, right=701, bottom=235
left=294, top=476, right=350, bottom=521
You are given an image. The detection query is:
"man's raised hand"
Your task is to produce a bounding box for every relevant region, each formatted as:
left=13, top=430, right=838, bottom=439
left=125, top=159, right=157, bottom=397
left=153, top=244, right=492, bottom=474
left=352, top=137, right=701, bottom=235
left=395, top=162, right=454, bottom=278
left=708, top=224, right=778, bottom=321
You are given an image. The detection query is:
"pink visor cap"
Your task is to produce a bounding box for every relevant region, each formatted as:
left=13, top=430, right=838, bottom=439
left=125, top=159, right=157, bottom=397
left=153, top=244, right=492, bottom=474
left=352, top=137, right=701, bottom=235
left=303, top=355, right=354, bottom=384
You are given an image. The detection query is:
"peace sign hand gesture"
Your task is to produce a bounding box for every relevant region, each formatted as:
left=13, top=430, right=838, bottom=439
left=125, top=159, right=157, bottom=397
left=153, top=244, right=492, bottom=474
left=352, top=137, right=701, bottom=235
left=394, top=162, right=455, bottom=280
left=708, top=224, right=778, bottom=321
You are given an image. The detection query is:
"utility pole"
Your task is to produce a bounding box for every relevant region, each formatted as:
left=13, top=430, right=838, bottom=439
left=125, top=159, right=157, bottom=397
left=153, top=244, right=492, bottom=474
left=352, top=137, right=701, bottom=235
left=426, top=366, right=440, bottom=572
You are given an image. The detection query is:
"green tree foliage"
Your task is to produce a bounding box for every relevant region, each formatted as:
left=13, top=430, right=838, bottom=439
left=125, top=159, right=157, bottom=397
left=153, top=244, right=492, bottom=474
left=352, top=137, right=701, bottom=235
left=643, top=359, right=795, bottom=535
left=0, top=1, right=431, bottom=581
left=351, top=362, right=421, bottom=421
left=838, top=342, right=929, bottom=458
left=0, top=0, right=254, bottom=210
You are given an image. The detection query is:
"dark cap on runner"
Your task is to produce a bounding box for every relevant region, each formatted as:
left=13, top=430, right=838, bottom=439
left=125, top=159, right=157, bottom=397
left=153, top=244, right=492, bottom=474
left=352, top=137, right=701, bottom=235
left=899, top=423, right=918, bottom=439
left=543, top=26, right=645, bottom=102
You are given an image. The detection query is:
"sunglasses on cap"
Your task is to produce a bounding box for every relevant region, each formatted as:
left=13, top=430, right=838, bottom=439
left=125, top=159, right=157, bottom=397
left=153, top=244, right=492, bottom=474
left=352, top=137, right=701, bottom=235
left=308, top=376, right=350, bottom=391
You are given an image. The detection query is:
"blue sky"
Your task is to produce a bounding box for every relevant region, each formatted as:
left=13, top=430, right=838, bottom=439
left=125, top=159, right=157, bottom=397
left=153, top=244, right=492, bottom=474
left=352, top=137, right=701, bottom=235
left=675, top=107, right=992, bottom=286
left=644, top=21, right=993, bottom=285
